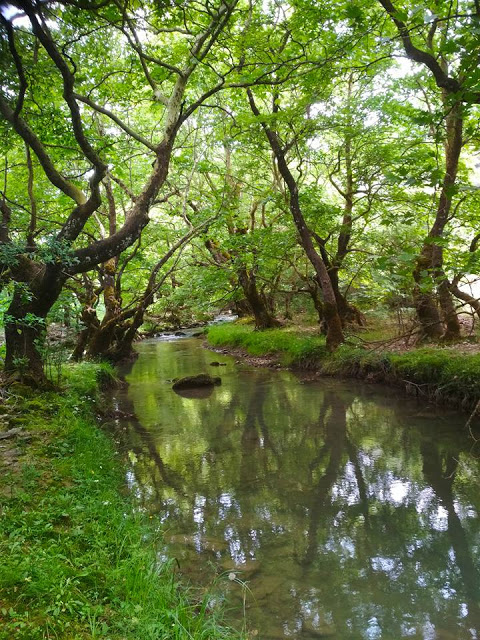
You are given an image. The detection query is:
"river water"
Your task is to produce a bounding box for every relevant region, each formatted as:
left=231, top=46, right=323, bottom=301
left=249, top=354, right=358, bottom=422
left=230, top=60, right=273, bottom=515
left=112, top=335, right=480, bottom=640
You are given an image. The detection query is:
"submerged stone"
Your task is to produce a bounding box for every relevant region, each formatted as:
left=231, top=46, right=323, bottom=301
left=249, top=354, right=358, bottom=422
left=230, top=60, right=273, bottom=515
left=250, top=574, right=286, bottom=601
left=301, top=619, right=336, bottom=638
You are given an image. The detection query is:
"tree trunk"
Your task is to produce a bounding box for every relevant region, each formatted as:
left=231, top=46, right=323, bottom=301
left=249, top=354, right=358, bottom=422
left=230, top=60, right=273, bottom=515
left=71, top=306, right=100, bottom=361
left=413, top=242, right=443, bottom=339
left=247, top=90, right=344, bottom=350
left=286, top=192, right=344, bottom=348
left=450, top=281, right=480, bottom=321
left=413, top=100, right=463, bottom=340
left=412, top=269, right=444, bottom=340
left=71, top=276, right=100, bottom=361
left=283, top=292, right=293, bottom=320
left=4, top=270, right=64, bottom=385
left=107, top=302, right=146, bottom=362
left=329, top=265, right=365, bottom=327
left=4, top=316, right=45, bottom=384
left=86, top=257, right=121, bottom=359
left=238, top=268, right=281, bottom=329
left=437, top=271, right=460, bottom=341
left=307, top=283, right=327, bottom=334
left=234, top=298, right=251, bottom=317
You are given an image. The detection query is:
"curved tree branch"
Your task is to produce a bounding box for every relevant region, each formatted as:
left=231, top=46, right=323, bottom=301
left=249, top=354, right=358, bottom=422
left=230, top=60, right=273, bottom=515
left=377, top=0, right=480, bottom=102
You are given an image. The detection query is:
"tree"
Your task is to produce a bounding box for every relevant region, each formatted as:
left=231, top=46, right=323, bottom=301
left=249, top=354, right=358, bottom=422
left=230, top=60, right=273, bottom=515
left=247, top=89, right=345, bottom=349
left=0, top=0, right=240, bottom=383
left=376, top=0, right=480, bottom=339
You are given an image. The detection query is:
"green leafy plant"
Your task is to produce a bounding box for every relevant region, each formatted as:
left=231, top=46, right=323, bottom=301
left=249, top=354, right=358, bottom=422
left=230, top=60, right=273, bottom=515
left=0, top=363, right=242, bottom=640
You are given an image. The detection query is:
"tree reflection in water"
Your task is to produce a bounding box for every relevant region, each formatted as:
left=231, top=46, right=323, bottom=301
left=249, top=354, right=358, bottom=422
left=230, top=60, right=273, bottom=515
left=110, top=337, right=480, bottom=639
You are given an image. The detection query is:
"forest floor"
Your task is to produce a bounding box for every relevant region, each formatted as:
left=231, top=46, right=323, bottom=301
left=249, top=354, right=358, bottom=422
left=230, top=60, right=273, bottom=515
left=0, top=363, right=240, bottom=640
left=206, top=318, right=480, bottom=415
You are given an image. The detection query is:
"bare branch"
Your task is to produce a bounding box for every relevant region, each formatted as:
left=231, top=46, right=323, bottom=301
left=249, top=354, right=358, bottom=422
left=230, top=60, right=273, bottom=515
left=73, top=93, right=157, bottom=152
left=0, top=94, right=86, bottom=204
left=0, top=14, right=28, bottom=118
left=378, top=0, right=480, bottom=102
left=20, top=0, right=107, bottom=171
left=25, top=144, right=37, bottom=246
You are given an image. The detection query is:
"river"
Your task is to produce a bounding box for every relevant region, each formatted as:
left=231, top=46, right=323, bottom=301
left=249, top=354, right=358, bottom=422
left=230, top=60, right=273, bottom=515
left=111, top=334, right=480, bottom=640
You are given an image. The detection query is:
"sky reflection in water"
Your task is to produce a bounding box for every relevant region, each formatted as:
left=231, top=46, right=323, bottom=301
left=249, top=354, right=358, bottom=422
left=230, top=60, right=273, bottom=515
left=113, top=337, right=480, bottom=640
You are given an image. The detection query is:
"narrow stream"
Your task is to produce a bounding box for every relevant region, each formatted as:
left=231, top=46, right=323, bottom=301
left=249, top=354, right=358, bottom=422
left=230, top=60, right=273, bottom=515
left=111, top=335, right=480, bottom=640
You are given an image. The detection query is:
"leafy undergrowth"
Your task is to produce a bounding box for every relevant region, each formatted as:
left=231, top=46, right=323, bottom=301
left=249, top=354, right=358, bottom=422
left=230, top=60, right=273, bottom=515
left=207, top=324, right=480, bottom=408
left=0, top=363, right=240, bottom=640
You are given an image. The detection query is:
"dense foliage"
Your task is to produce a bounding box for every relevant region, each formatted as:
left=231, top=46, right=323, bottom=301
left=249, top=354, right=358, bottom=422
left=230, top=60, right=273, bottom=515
left=0, top=0, right=479, bottom=380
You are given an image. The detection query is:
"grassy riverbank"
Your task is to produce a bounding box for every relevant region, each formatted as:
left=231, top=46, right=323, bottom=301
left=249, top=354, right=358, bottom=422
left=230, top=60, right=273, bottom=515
left=0, top=364, right=239, bottom=640
left=207, top=323, right=480, bottom=410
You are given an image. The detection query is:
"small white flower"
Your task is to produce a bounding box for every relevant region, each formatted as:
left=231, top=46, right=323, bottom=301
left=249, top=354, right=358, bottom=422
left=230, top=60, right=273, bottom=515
left=228, top=572, right=236, bottom=581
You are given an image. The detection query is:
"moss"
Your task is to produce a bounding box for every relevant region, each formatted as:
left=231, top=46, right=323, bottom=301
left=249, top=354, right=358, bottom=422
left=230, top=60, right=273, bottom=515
left=0, top=363, right=241, bottom=640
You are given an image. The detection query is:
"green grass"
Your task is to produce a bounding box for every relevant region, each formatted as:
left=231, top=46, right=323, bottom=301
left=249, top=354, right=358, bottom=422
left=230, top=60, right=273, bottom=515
left=0, top=363, right=240, bottom=639
left=207, top=323, right=480, bottom=408
left=390, top=348, right=480, bottom=404
left=207, top=323, right=327, bottom=367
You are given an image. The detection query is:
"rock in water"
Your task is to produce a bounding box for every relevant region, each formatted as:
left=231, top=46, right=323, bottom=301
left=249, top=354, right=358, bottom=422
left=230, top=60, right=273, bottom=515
left=172, top=374, right=221, bottom=390
left=301, top=619, right=336, bottom=637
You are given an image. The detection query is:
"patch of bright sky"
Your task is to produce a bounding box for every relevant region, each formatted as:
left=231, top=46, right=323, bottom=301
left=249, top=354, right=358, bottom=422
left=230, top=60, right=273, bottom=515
left=307, top=55, right=419, bottom=152
left=1, top=4, right=30, bottom=27
left=1, top=3, right=58, bottom=30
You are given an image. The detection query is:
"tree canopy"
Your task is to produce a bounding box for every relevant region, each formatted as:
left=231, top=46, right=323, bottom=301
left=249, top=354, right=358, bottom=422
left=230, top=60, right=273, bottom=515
left=0, top=0, right=479, bottom=381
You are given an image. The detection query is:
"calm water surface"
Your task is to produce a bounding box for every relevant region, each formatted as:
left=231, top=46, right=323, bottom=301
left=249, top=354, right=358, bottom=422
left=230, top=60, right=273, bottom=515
left=112, top=336, right=480, bottom=640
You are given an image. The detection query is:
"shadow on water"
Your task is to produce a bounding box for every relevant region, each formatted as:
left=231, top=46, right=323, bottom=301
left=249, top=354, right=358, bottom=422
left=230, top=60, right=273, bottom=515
left=109, top=337, right=480, bottom=640
left=173, top=386, right=215, bottom=399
